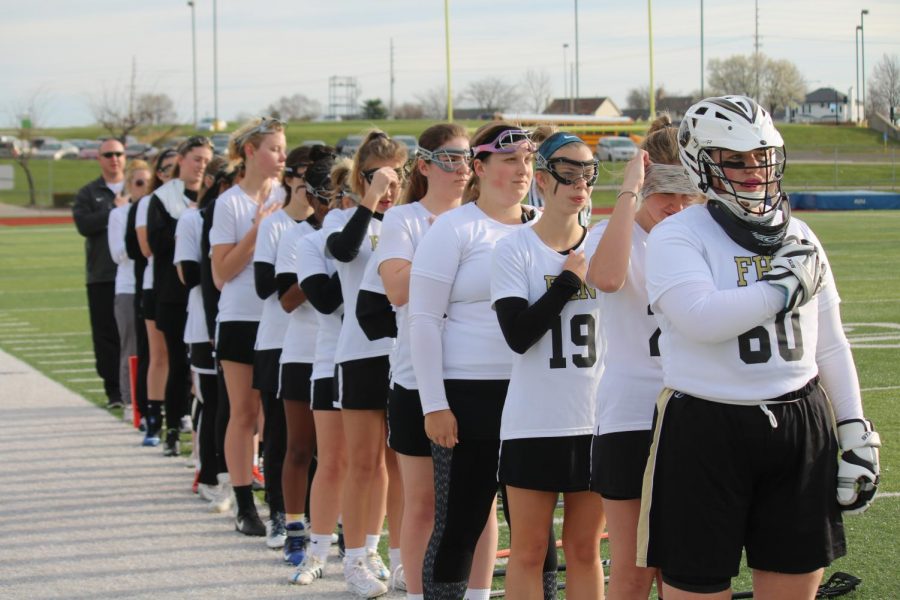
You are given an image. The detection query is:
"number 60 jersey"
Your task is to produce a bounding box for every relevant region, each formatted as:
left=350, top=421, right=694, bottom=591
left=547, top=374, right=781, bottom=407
left=491, top=227, right=604, bottom=442
left=645, top=204, right=839, bottom=403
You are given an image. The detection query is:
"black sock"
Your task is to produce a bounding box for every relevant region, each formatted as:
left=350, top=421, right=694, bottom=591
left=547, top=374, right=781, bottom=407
left=147, top=401, right=163, bottom=430
left=234, top=485, right=255, bottom=514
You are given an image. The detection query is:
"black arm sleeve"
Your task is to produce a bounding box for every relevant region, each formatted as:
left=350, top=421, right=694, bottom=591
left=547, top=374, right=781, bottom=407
left=254, top=262, right=277, bottom=300
left=276, top=273, right=298, bottom=299
left=200, top=202, right=220, bottom=340
left=356, top=290, right=397, bottom=341
left=124, top=201, right=143, bottom=261
left=494, top=270, right=582, bottom=354
left=181, top=260, right=201, bottom=290
left=325, top=205, right=374, bottom=262
left=146, top=196, right=176, bottom=258
left=300, top=273, right=343, bottom=314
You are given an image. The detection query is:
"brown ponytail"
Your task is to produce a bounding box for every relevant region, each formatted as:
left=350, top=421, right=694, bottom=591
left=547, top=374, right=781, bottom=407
left=401, top=123, right=468, bottom=205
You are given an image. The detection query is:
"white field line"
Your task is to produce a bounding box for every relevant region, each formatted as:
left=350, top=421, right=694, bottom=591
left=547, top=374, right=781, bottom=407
left=37, top=358, right=95, bottom=365
left=876, top=492, right=900, bottom=499
left=0, top=227, right=74, bottom=234
left=83, top=388, right=106, bottom=394
left=852, top=344, right=900, bottom=349
left=0, top=331, right=89, bottom=339
left=21, top=350, right=91, bottom=358
left=0, top=306, right=84, bottom=313
left=66, top=377, right=101, bottom=383
left=842, top=298, right=900, bottom=304
left=51, top=367, right=97, bottom=374
left=0, top=287, right=82, bottom=295
left=0, top=321, right=31, bottom=327
left=8, top=344, right=75, bottom=351
left=861, top=386, right=900, bottom=392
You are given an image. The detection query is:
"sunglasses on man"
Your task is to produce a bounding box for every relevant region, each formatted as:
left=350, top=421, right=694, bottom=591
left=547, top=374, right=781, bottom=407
left=102, top=151, right=125, bottom=158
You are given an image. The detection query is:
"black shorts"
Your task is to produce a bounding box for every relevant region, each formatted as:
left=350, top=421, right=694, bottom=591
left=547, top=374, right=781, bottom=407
left=154, top=301, right=187, bottom=335
left=445, top=379, right=508, bottom=441
left=215, top=321, right=258, bottom=365
left=252, top=348, right=282, bottom=393
left=387, top=384, right=430, bottom=457
left=189, top=342, right=216, bottom=374
left=312, top=377, right=338, bottom=411
left=281, top=362, right=313, bottom=403
left=590, top=430, right=653, bottom=500
left=336, top=355, right=390, bottom=410
left=500, top=435, right=593, bottom=493
left=142, top=288, right=157, bottom=321
left=638, top=379, right=845, bottom=579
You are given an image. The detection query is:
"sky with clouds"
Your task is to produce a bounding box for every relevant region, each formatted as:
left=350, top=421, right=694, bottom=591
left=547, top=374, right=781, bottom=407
left=2, top=0, right=898, bottom=127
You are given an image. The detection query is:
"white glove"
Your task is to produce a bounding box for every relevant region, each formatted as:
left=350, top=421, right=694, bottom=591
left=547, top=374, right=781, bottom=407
left=836, top=418, right=881, bottom=514
left=761, top=236, right=826, bottom=312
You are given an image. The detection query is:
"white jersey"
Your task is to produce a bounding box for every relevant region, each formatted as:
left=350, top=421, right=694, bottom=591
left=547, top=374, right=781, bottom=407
left=108, top=204, right=135, bottom=295
left=209, top=183, right=284, bottom=322
left=645, top=205, right=839, bottom=403
left=585, top=220, right=662, bottom=435
left=278, top=220, right=320, bottom=365
left=135, top=194, right=153, bottom=291
left=370, top=202, right=435, bottom=390
left=492, top=227, right=602, bottom=440
left=174, top=208, right=208, bottom=345
left=253, top=209, right=296, bottom=350
left=297, top=228, right=343, bottom=381
left=328, top=208, right=394, bottom=364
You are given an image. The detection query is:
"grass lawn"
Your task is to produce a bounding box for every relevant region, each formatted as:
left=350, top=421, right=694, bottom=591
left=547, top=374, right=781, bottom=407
left=0, top=208, right=897, bottom=598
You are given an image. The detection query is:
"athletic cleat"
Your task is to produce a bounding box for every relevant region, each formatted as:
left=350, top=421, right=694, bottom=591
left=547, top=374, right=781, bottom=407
left=107, top=398, right=124, bottom=410
left=251, top=465, right=265, bottom=491
left=390, top=564, right=406, bottom=592
left=345, top=556, right=388, bottom=598
left=162, top=429, right=180, bottom=457
left=209, top=475, right=233, bottom=513
left=283, top=520, right=310, bottom=566
left=197, top=482, right=219, bottom=502
left=138, top=417, right=147, bottom=432
left=366, top=550, right=390, bottom=581
left=289, top=553, right=325, bottom=585
left=142, top=428, right=161, bottom=447
left=179, top=414, right=192, bottom=434
left=123, top=405, right=134, bottom=425
left=266, top=512, right=287, bottom=549
left=235, top=508, right=267, bottom=536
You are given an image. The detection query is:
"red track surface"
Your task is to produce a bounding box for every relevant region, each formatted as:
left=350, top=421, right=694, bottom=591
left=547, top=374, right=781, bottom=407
left=0, top=215, right=73, bottom=226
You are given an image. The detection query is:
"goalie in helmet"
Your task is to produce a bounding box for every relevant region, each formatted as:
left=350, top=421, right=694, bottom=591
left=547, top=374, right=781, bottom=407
left=638, top=95, right=880, bottom=599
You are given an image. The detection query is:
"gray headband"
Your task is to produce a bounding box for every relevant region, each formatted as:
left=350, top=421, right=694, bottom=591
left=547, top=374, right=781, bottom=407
left=641, top=163, right=699, bottom=198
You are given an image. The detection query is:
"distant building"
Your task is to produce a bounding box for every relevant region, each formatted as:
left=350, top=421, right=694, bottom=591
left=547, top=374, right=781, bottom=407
left=795, top=87, right=852, bottom=123
left=543, top=97, right=622, bottom=118
left=619, top=96, right=695, bottom=123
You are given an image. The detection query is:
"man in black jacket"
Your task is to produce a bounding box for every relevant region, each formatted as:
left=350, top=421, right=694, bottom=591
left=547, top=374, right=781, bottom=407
left=72, top=138, right=128, bottom=408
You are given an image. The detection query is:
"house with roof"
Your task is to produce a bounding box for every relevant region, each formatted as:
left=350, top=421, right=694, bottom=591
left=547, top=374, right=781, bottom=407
left=543, top=97, right=622, bottom=118
left=797, top=87, right=852, bottom=123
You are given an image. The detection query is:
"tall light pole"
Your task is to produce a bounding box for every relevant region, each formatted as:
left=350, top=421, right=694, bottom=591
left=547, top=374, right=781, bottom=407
left=213, top=0, right=219, bottom=129
left=562, top=43, right=569, bottom=108
left=573, top=0, right=580, bottom=102
left=444, top=0, right=453, bottom=121
left=855, top=25, right=861, bottom=123
left=700, top=0, right=704, bottom=97
left=648, top=0, right=655, bottom=119
left=187, top=1, right=198, bottom=128
left=860, top=9, right=869, bottom=121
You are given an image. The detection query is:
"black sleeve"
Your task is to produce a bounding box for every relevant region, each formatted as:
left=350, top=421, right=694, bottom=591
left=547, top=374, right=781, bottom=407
left=147, top=195, right=176, bottom=258
left=356, top=290, right=397, bottom=341
left=71, top=182, right=111, bottom=237
left=300, top=273, right=343, bottom=314
left=124, top=201, right=142, bottom=261
left=494, top=270, right=582, bottom=354
left=254, top=262, right=277, bottom=300
left=325, top=205, right=373, bottom=262
left=200, top=204, right=219, bottom=339
left=181, top=260, right=201, bottom=289
left=276, top=273, right=298, bottom=299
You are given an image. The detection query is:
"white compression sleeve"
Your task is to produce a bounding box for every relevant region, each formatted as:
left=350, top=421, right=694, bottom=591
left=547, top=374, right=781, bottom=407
left=655, top=280, right=785, bottom=345
left=408, top=274, right=453, bottom=414
left=816, top=302, right=864, bottom=422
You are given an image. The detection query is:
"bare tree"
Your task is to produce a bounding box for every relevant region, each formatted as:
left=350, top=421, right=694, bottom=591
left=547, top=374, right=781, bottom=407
left=90, top=86, right=149, bottom=142
left=869, top=54, right=900, bottom=120
left=414, top=86, right=464, bottom=119
left=394, top=102, right=424, bottom=119
left=464, top=76, right=520, bottom=112
left=263, top=93, right=322, bottom=121
left=136, top=93, right=177, bottom=126
left=625, top=85, right=667, bottom=109
left=761, top=58, right=806, bottom=117
left=707, top=55, right=757, bottom=98
left=8, top=90, right=49, bottom=207
left=521, top=69, right=553, bottom=113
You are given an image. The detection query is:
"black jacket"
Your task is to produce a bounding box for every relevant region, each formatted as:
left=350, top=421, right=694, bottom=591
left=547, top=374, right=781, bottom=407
left=72, top=176, right=118, bottom=284
left=147, top=185, right=194, bottom=306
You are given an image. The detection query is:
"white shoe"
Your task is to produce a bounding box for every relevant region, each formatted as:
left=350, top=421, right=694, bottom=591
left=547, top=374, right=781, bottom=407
left=390, top=564, right=406, bottom=592
left=180, top=415, right=192, bottom=434
left=345, top=557, right=388, bottom=598
left=197, top=482, right=219, bottom=502
left=289, top=554, right=325, bottom=585
left=123, top=406, right=134, bottom=425
left=365, top=550, right=390, bottom=581
left=266, top=512, right=287, bottom=549
left=209, top=475, right=233, bottom=513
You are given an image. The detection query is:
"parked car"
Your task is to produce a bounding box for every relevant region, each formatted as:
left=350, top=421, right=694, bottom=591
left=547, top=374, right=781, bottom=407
left=66, top=139, right=94, bottom=150
left=336, top=134, right=364, bottom=157
left=394, top=135, right=418, bottom=156
left=300, top=139, right=328, bottom=148
left=125, top=143, right=159, bottom=160
left=31, top=136, right=58, bottom=150
left=197, top=117, right=227, bottom=132
left=32, top=141, right=80, bottom=160
left=211, top=133, right=230, bottom=156
left=595, top=137, right=638, bottom=162
left=78, top=140, right=101, bottom=160
left=0, top=136, right=28, bottom=159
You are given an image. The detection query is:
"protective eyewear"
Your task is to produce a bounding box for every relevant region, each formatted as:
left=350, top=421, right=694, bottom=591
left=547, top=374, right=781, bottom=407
left=471, top=129, right=535, bottom=156
left=284, top=165, right=307, bottom=179
left=102, top=151, right=124, bottom=158
left=417, top=147, right=470, bottom=173
left=177, top=135, right=214, bottom=154
left=362, top=167, right=406, bottom=185
left=158, top=163, right=175, bottom=175
left=234, top=117, right=285, bottom=148
left=306, top=183, right=332, bottom=204
left=334, top=187, right=360, bottom=205
left=717, top=148, right=782, bottom=171
left=535, top=155, right=599, bottom=187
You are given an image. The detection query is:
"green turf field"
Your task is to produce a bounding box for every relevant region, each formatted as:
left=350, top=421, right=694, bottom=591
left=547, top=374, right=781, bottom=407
left=0, top=209, right=896, bottom=597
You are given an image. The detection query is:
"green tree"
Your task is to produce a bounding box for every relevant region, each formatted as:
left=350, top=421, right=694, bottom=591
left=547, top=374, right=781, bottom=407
left=362, top=98, right=388, bottom=120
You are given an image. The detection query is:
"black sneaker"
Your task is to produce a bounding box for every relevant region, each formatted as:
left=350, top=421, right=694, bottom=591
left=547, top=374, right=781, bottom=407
left=162, top=429, right=180, bottom=457
left=235, top=508, right=266, bottom=536
left=107, top=398, right=124, bottom=410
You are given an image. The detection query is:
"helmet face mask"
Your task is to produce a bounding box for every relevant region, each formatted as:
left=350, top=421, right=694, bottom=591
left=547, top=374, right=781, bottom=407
left=700, top=145, right=786, bottom=216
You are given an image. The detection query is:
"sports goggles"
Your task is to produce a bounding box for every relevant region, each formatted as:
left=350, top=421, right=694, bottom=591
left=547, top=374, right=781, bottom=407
left=471, top=129, right=535, bottom=156
left=306, top=183, right=332, bottom=204
left=535, top=154, right=599, bottom=186
left=334, top=187, right=360, bottom=205
left=417, top=147, right=470, bottom=173
left=234, top=117, right=285, bottom=148
left=362, top=167, right=406, bottom=185
left=177, top=135, right=214, bottom=155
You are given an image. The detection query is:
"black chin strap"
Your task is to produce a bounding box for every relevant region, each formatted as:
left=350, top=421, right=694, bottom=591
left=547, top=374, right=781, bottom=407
left=706, top=199, right=790, bottom=255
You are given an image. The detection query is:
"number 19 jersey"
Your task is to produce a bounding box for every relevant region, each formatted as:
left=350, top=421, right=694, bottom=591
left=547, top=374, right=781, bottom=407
left=491, top=227, right=604, bottom=441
